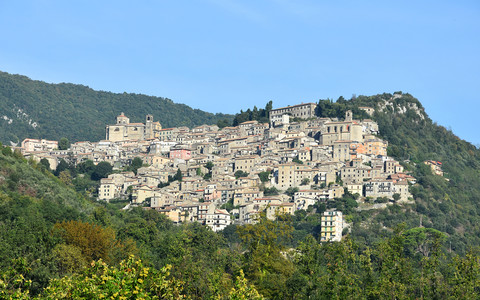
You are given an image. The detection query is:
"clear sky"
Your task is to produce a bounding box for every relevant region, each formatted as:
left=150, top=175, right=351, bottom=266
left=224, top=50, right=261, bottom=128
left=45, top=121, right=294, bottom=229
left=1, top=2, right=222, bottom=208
left=0, top=1, right=479, bottom=144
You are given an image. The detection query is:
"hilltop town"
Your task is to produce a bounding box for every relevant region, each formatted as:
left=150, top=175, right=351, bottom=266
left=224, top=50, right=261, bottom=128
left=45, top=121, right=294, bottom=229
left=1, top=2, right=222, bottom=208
left=19, top=103, right=416, bottom=241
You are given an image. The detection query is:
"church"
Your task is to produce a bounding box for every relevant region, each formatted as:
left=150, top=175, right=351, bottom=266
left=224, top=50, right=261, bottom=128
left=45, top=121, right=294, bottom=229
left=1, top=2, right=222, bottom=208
left=105, top=113, right=162, bottom=142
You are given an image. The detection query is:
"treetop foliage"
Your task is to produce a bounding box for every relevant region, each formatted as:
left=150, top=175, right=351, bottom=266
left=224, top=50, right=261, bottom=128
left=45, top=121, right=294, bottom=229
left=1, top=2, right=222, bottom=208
left=231, top=101, right=273, bottom=127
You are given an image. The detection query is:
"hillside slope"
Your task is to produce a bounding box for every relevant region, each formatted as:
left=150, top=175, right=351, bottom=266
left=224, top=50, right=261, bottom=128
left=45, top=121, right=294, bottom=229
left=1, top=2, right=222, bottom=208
left=0, top=145, right=98, bottom=292
left=0, top=71, right=233, bottom=144
left=314, top=93, right=480, bottom=253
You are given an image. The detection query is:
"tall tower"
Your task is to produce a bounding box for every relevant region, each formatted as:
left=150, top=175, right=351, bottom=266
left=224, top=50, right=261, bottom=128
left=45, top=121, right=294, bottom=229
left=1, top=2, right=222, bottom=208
left=345, top=110, right=353, bottom=122
left=145, top=114, right=153, bottom=139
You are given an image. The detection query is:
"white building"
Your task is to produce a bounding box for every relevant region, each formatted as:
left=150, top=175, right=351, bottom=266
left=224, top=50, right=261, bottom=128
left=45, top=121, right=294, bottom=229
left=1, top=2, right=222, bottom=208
left=320, top=211, right=343, bottom=242
left=21, top=138, right=58, bottom=152
left=205, top=209, right=231, bottom=232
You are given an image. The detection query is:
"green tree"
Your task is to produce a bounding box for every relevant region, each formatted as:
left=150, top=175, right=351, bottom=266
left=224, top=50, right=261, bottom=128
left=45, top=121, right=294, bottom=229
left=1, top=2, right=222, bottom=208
left=228, top=270, right=264, bottom=300
left=264, top=100, right=273, bottom=115
left=91, top=161, right=112, bottom=181
left=263, top=187, right=279, bottom=196
left=58, top=170, right=73, bottom=186
left=375, top=224, right=414, bottom=299
left=1, top=146, right=12, bottom=156
left=392, top=193, right=401, bottom=202
left=76, top=159, right=95, bottom=175
left=205, top=161, right=214, bottom=171
left=285, top=187, right=299, bottom=197
left=173, top=168, right=183, bottom=182
left=237, top=213, right=294, bottom=298
left=51, top=244, right=88, bottom=275
left=234, top=170, right=249, bottom=179
left=41, top=256, right=187, bottom=299
left=52, top=220, right=136, bottom=264
left=403, top=227, right=446, bottom=258
left=130, top=157, right=143, bottom=175
left=449, top=249, right=480, bottom=299
left=217, top=119, right=231, bottom=128
left=0, top=258, right=32, bottom=300
left=292, top=157, right=303, bottom=164
left=39, top=158, right=50, bottom=171
left=54, top=159, right=69, bottom=176
left=58, top=137, right=70, bottom=150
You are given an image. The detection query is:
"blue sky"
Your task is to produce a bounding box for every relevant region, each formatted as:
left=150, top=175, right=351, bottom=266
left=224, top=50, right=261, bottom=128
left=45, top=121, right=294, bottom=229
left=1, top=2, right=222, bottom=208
left=0, top=1, right=479, bottom=144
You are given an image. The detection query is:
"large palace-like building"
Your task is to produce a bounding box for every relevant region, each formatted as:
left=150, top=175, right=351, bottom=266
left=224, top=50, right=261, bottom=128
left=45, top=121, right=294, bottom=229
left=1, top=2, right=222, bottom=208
left=106, top=113, right=162, bottom=142
left=269, top=102, right=317, bottom=125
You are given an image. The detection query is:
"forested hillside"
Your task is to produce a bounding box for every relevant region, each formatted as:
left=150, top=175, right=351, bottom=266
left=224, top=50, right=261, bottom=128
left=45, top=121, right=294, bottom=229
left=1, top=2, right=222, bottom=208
left=0, top=71, right=233, bottom=144
left=313, top=92, right=480, bottom=253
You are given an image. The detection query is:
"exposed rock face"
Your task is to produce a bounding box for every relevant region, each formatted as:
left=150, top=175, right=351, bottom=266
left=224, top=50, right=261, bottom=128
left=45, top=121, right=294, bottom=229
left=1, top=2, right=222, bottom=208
left=376, top=94, right=426, bottom=120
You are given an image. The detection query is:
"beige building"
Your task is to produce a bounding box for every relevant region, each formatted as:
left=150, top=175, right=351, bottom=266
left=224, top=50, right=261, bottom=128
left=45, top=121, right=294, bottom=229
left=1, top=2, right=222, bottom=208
left=150, top=192, right=176, bottom=209
left=265, top=203, right=295, bottom=220
left=275, top=163, right=313, bottom=189
left=22, top=152, right=58, bottom=170
left=233, top=188, right=263, bottom=206
left=21, top=138, right=58, bottom=152
left=424, top=160, right=444, bottom=176
left=132, top=185, right=156, bottom=204
left=364, top=178, right=394, bottom=199
left=345, top=182, right=363, bottom=196
left=143, top=155, right=171, bottom=168
left=106, top=113, right=162, bottom=142
left=319, top=111, right=363, bottom=146
left=340, top=164, right=372, bottom=182
left=364, top=178, right=411, bottom=201
left=297, top=148, right=311, bottom=162
left=270, top=103, right=317, bottom=125
left=294, top=189, right=323, bottom=210
left=234, top=155, right=259, bottom=173
left=325, top=185, right=345, bottom=200
left=156, top=206, right=184, bottom=223
left=238, top=197, right=284, bottom=223
left=394, top=180, right=410, bottom=201
left=157, top=128, right=180, bottom=141
left=351, top=138, right=388, bottom=157
left=359, top=106, right=375, bottom=116
left=98, top=179, right=117, bottom=201
left=333, top=141, right=352, bottom=162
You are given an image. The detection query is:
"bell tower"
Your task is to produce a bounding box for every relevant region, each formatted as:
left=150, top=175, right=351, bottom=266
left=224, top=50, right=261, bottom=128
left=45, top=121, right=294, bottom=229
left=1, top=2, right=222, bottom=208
left=116, top=112, right=130, bottom=124
left=345, top=110, right=353, bottom=122
left=145, top=114, right=153, bottom=139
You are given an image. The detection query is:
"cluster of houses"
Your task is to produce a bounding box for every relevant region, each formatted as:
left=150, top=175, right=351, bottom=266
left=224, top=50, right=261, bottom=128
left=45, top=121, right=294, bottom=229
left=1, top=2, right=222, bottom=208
left=424, top=160, right=444, bottom=177
left=19, top=103, right=416, bottom=239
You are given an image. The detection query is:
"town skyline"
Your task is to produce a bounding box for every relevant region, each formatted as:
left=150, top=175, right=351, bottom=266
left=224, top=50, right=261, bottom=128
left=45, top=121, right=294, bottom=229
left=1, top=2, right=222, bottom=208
left=20, top=100, right=418, bottom=239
